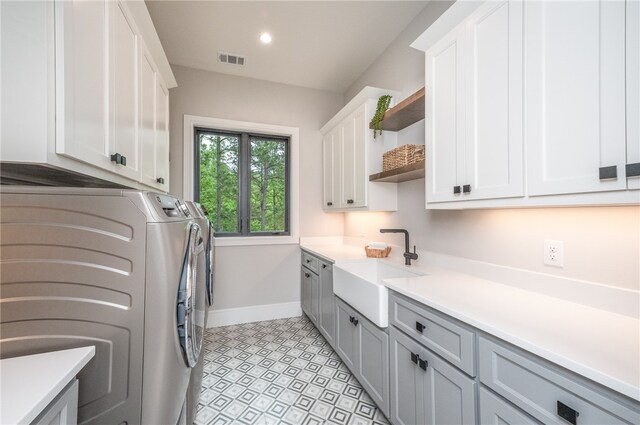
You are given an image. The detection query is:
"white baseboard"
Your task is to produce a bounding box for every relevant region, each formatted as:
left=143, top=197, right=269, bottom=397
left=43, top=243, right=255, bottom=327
left=207, top=301, right=302, bottom=328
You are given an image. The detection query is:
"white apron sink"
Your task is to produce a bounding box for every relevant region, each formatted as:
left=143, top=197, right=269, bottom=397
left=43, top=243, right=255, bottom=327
left=333, top=259, right=425, bottom=328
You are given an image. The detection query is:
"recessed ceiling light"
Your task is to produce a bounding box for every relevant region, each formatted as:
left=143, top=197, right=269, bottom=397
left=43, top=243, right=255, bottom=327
left=260, top=32, right=272, bottom=44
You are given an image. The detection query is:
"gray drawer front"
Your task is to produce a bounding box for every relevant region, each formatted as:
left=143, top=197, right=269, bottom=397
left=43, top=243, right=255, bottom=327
left=301, top=251, right=319, bottom=273
left=389, top=291, right=476, bottom=376
left=479, top=337, right=640, bottom=425
left=479, top=388, right=542, bottom=425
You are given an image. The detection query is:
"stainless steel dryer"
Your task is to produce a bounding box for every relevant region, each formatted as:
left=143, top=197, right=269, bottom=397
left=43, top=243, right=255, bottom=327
left=184, top=201, right=214, bottom=424
left=0, top=187, right=207, bottom=425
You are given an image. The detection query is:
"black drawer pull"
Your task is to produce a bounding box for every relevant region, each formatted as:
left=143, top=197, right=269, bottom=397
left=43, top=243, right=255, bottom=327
left=349, top=316, right=354, bottom=323
left=453, top=186, right=461, bottom=194
left=599, top=165, right=617, bottom=180
left=306, top=259, right=311, bottom=263
left=352, top=318, right=358, bottom=326
left=415, top=321, right=425, bottom=333
left=418, top=358, right=428, bottom=371
left=327, top=202, right=333, bottom=206
left=463, top=184, right=471, bottom=194
left=304, top=273, right=310, bottom=278
left=322, top=264, right=327, bottom=269
left=346, top=199, right=354, bottom=204
left=156, top=177, right=165, bottom=184
left=626, top=162, right=640, bottom=178
left=111, top=153, right=126, bottom=165
left=410, top=352, right=419, bottom=364
left=557, top=401, right=579, bottom=425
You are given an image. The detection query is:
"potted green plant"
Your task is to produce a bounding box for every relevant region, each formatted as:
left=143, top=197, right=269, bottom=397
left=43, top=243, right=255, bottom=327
left=370, top=95, right=392, bottom=139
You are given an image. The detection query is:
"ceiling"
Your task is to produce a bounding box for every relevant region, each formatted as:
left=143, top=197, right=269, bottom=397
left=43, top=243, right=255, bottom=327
left=145, top=1, right=429, bottom=93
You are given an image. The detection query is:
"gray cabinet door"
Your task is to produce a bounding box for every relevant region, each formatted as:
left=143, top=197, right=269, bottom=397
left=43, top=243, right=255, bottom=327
left=309, top=271, right=319, bottom=324
left=389, top=327, right=423, bottom=425
left=318, top=261, right=335, bottom=347
left=479, top=388, right=542, bottom=425
left=301, top=269, right=311, bottom=318
left=357, top=316, right=390, bottom=418
left=420, top=345, right=477, bottom=425
left=335, top=297, right=357, bottom=370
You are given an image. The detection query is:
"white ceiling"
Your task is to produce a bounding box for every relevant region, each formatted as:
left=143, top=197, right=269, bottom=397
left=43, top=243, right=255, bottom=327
left=145, top=1, right=429, bottom=93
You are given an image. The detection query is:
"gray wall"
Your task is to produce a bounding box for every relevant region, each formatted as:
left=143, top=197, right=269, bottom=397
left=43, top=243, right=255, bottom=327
left=168, top=66, right=344, bottom=309
left=343, top=1, right=640, bottom=291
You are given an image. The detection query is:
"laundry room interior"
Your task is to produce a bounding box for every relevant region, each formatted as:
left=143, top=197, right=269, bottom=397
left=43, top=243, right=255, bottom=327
left=1, top=1, right=639, bottom=425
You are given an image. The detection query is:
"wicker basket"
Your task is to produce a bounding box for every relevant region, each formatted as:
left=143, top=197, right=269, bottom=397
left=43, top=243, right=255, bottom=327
left=382, top=144, right=425, bottom=172
left=364, top=246, right=392, bottom=258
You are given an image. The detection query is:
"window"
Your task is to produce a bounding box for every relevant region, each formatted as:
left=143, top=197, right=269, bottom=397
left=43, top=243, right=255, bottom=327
left=195, top=128, right=290, bottom=237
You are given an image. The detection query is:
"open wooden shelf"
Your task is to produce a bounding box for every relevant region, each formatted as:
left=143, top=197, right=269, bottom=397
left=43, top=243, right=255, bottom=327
left=370, top=87, right=425, bottom=132
left=369, top=160, right=425, bottom=183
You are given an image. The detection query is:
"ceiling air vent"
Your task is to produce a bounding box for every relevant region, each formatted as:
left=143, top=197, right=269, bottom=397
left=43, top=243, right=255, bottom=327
left=218, top=52, right=246, bottom=66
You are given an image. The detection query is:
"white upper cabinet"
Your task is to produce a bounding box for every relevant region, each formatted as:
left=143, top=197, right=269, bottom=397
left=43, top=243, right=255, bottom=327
left=109, top=1, right=140, bottom=181
left=54, top=0, right=111, bottom=171
left=0, top=0, right=175, bottom=190
left=526, top=0, right=627, bottom=196
left=425, top=0, right=524, bottom=204
left=322, top=127, right=341, bottom=210
left=413, top=0, right=639, bottom=208
left=140, top=42, right=170, bottom=191
left=320, top=87, right=399, bottom=212
left=627, top=0, right=640, bottom=191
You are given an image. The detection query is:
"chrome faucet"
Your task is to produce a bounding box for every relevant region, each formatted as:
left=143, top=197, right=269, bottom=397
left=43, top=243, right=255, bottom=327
left=380, top=228, right=418, bottom=265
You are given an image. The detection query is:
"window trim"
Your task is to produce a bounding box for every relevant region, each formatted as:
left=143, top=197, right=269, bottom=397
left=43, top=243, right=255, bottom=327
left=183, top=115, right=299, bottom=247
left=194, top=128, right=291, bottom=237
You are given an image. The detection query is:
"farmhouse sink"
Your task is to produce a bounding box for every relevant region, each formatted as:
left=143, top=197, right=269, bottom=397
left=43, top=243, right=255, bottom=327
left=333, top=259, right=426, bottom=328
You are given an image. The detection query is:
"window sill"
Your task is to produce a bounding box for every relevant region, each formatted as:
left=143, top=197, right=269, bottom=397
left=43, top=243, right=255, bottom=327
left=213, top=235, right=300, bottom=247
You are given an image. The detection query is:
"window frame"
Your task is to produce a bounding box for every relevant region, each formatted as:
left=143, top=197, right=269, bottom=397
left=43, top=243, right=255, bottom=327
left=194, top=128, right=291, bottom=238
left=183, top=115, right=299, bottom=247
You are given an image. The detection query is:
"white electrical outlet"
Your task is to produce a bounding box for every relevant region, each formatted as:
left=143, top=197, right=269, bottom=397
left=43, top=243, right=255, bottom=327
left=544, top=240, right=564, bottom=267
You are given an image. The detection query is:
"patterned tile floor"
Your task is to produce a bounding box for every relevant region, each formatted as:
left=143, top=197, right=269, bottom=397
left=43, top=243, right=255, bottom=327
left=195, top=316, right=390, bottom=425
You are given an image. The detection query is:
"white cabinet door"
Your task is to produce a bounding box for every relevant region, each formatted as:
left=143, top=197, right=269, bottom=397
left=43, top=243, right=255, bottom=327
left=341, top=115, right=356, bottom=208
left=55, top=0, right=112, bottom=171
left=352, top=104, right=367, bottom=208
left=627, top=0, right=640, bottom=190
left=155, top=78, right=170, bottom=190
left=109, top=1, right=140, bottom=181
left=464, top=0, right=524, bottom=200
left=140, top=46, right=157, bottom=187
left=526, top=0, right=627, bottom=196
left=322, top=128, right=340, bottom=209
left=425, top=24, right=465, bottom=203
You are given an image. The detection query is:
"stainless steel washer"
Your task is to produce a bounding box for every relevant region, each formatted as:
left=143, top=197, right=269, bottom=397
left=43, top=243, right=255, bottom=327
left=0, top=187, right=206, bottom=425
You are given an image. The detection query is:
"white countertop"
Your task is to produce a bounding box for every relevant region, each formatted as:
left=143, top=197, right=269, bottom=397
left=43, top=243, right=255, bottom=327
left=1, top=346, right=95, bottom=425
left=300, top=240, right=640, bottom=403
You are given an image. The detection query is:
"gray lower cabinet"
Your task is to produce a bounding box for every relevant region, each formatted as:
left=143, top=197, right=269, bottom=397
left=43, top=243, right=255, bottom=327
left=389, top=326, right=476, bottom=425
left=479, top=388, right=542, bottom=425
left=301, top=251, right=335, bottom=348
left=318, top=260, right=335, bottom=347
left=335, top=296, right=390, bottom=418
left=301, top=267, right=318, bottom=324
left=33, top=379, right=79, bottom=425
left=479, top=337, right=640, bottom=425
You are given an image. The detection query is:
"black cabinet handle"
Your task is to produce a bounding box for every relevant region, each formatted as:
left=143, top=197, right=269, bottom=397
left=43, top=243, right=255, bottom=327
left=322, top=264, right=327, bottom=269
left=304, top=273, right=310, bottom=278
left=352, top=318, right=358, bottom=326
left=346, top=199, right=354, bottom=204
left=557, top=401, right=579, bottom=425
left=453, top=186, right=461, bottom=194
left=110, top=153, right=126, bottom=166
left=306, top=259, right=311, bottom=263
left=415, top=321, right=425, bottom=333
left=410, top=352, right=419, bottom=364
left=463, top=184, right=471, bottom=194
left=599, top=165, right=617, bottom=180
left=349, top=316, right=354, bottom=323
left=156, top=177, right=165, bottom=184
left=327, top=202, right=333, bottom=206
left=418, top=358, right=428, bottom=371
left=626, top=162, right=640, bottom=178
